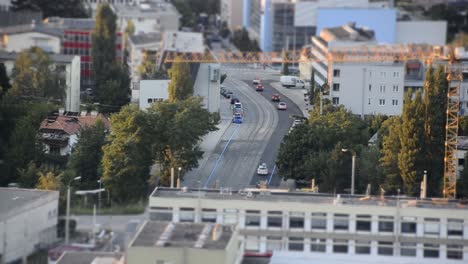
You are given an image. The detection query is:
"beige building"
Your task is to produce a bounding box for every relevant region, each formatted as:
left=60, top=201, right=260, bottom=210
left=127, top=221, right=243, bottom=264
left=149, top=187, right=468, bottom=263
left=220, top=0, right=244, bottom=30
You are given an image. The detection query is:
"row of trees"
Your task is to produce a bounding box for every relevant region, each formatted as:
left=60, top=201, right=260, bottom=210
left=172, top=0, right=219, bottom=28
left=232, top=28, right=261, bottom=52
left=277, top=64, right=468, bottom=198
left=11, top=0, right=88, bottom=18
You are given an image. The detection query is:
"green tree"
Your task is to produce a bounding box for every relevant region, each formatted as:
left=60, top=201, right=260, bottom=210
left=0, top=62, right=10, bottom=98
left=398, top=90, right=425, bottom=196
left=281, top=50, right=290, bottom=75
left=220, top=21, right=230, bottom=39
left=172, top=0, right=196, bottom=28
left=138, top=51, right=167, bottom=80
left=37, top=171, right=61, bottom=190
left=423, top=65, right=448, bottom=195
left=147, top=97, right=219, bottom=185
left=11, top=0, right=88, bottom=18
left=358, top=146, right=384, bottom=194
left=102, top=105, right=153, bottom=203
left=220, top=73, right=227, bottom=84
left=168, top=57, right=193, bottom=102
left=17, top=161, right=39, bottom=188
left=379, top=116, right=403, bottom=194
left=9, top=47, right=65, bottom=102
left=92, top=3, right=117, bottom=90
left=67, top=120, right=106, bottom=189
left=95, top=65, right=130, bottom=112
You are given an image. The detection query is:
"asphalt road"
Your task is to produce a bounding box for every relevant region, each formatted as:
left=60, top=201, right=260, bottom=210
left=247, top=80, right=303, bottom=187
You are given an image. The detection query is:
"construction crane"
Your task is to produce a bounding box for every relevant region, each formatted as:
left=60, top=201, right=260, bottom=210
left=163, top=44, right=461, bottom=199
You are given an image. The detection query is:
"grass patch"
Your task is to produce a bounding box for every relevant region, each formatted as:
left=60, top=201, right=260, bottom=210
left=71, top=201, right=146, bottom=215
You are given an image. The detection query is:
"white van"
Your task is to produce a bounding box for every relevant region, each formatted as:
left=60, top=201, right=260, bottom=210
left=280, top=76, right=305, bottom=88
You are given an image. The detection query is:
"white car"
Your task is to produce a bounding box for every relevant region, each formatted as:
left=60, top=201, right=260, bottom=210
left=257, top=163, right=268, bottom=175
left=277, top=102, right=287, bottom=110
left=253, top=77, right=261, bottom=85
left=234, top=102, right=243, bottom=109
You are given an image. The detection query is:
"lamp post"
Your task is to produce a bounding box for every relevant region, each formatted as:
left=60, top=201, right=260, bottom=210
left=65, top=176, right=81, bottom=245
left=178, top=167, right=182, bottom=188
left=97, top=179, right=102, bottom=214
left=341, top=149, right=356, bottom=196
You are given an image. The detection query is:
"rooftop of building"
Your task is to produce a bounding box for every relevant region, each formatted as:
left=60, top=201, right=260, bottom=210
left=151, top=187, right=468, bottom=210
left=131, top=221, right=234, bottom=250
left=39, top=111, right=111, bottom=135
left=0, top=50, right=78, bottom=63
left=129, top=32, right=162, bottom=46
left=0, top=17, right=96, bottom=36
left=0, top=10, right=42, bottom=27
left=162, top=31, right=204, bottom=53
left=0, top=188, right=58, bottom=220
left=112, top=1, right=179, bottom=18
left=56, top=251, right=124, bottom=264
left=321, top=22, right=376, bottom=42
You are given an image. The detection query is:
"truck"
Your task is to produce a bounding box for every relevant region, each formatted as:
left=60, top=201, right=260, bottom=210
left=280, top=75, right=306, bottom=88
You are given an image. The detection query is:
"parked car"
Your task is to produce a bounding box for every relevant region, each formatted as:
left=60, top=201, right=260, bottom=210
left=232, top=113, right=244, bottom=124
left=253, top=77, right=261, bottom=85
left=271, top=94, right=281, bottom=102
left=257, top=163, right=268, bottom=175
left=224, top=91, right=233, bottom=99
left=230, top=97, right=240, bottom=104
left=234, top=102, right=243, bottom=109
left=256, top=84, right=264, bottom=92
left=277, top=102, right=287, bottom=110
left=280, top=75, right=305, bottom=88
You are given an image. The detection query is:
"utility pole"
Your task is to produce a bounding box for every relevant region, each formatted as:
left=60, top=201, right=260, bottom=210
left=66, top=176, right=81, bottom=245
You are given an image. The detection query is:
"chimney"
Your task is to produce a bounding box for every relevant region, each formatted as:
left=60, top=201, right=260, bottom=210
left=80, top=111, right=87, bottom=117
left=58, top=108, right=65, bottom=115
left=90, top=110, right=98, bottom=117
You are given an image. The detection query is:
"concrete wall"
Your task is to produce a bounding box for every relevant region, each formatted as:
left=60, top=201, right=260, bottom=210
left=5, top=32, right=61, bottom=53
left=127, top=246, right=228, bottom=264
left=396, top=21, right=447, bottom=45
left=0, top=191, right=59, bottom=263
left=139, top=80, right=170, bottom=110
left=194, top=63, right=221, bottom=113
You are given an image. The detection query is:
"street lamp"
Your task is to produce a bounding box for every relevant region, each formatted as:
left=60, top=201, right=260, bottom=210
left=65, top=176, right=81, bottom=245
left=341, top=149, right=356, bottom=196
left=178, top=167, right=182, bottom=188
left=97, top=179, right=102, bottom=214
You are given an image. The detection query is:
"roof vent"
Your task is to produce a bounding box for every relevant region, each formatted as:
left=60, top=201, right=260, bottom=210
left=90, top=110, right=98, bottom=117
left=182, top=187, right=188, bottom=192
left=80, top=111, right=87, bottom=117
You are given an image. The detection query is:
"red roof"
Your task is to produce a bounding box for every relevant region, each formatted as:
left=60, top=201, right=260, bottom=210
left=39, top=113, right=110, bottom=135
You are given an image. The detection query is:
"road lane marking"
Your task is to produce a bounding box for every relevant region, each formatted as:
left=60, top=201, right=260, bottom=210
left=268, top=165, right=277, bottom=185
left=203, top=124, right=241, bottom=188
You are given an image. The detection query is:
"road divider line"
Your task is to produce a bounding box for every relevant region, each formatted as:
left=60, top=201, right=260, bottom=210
left=267, top=165, right=277, bottom=185
left=204, top=124, right=241, bottom=188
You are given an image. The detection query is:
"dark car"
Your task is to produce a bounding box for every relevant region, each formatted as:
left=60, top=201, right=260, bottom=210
left=271, top=94, right=281, bottom=102
left=256, top=84, right=264, bottom=92
left=231, top=97, right=240, bottom=104
left=225, top=91, right=233, bottom=99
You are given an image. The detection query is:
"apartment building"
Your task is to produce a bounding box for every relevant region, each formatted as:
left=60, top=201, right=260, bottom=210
left=150, top=187, right=468, bottom=263
left=220, top=0, right=244, bottom=30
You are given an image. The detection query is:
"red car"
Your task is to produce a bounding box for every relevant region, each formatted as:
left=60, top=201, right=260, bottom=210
left=271, top=94, right=281, bottom=102
left=256, top=84, right=264, bottom=91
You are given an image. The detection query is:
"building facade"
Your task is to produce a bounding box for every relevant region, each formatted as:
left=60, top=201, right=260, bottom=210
left=128, top=32, right=162, bottom=83
left=221, top=0, right=244, bottom=30
left=0, top=188, right=59, bottom=263
left=149, top=187, right=468, bottom=263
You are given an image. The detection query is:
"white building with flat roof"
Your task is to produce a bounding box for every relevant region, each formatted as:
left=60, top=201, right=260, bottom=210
left=150, top=187, right=468, bottom=263
left=221, top=0, right=244, bottom=30
left=0, top=188, right=59, bottom=263
left=137, top=79, right=170, bottom=110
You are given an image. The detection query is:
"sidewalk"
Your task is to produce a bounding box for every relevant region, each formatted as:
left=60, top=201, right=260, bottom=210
left=270, top=82, right=311, bottom=118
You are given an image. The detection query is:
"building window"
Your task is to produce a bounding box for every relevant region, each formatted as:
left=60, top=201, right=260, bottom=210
left=267, top=211, right=282, bottom=228
left=423, top=244, right=439, bottom=258
left=223, top=209, right=238, bottom=224
left=355, top=240, right=371, bottom=254
left=179, top=207, right=195, bottom=222
left=378, top=216, right=394, bottom=232
left=333, top=239, right=348, bottom=253
left=267, top=236, right=282, bottom=251
left=149, top=206, right=172, bottom=221
left=424, top=218, right=440, bottom=236
left=368, top=98, right=371, bottom=105
left=356, top=215, right=371, bottom=232
left=401, top=217, right=417, bottom=234
left=147, top=98, right=153, bottom=103
left=393, top=72, right=400, bottom=78
left=289, top=212, right=304, bottom=229
left=310, top=238, right=326, bottom=252
left=49, top=146, right=60, bottom=155
left=311, top=213, right=326, bottom=230
left=288, top=237, right=304, bottom=251
left=447, top=219, right=463, bottom=236
left=245, top=210, right=261, bottom=227
left=378, top=241, right=393, bottom=256
left=333, top=83, right=340, bottom=91
left=369, top=71, right=372, bottom=77
left=333, top=69, right=340, bottom=77
left=380, top=72, right=386, bottom=77
left=332, top=97, right=340, bottom=105
left=379, top=99, right=385, bottom=106
left=380, top=85, right=386, bottom=93
left=201, top=208, right=217, bottom=223
left=401, top=242, right=417, bottom=257
left=392, top=99, right=398, bottom=106
left=333, top=214, right=349, bottom=231
left=245, top=236, right=260, bottom=252
left=447, top=244, right=463, bottom=259
left=393, top=85, right=399, bottom=92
